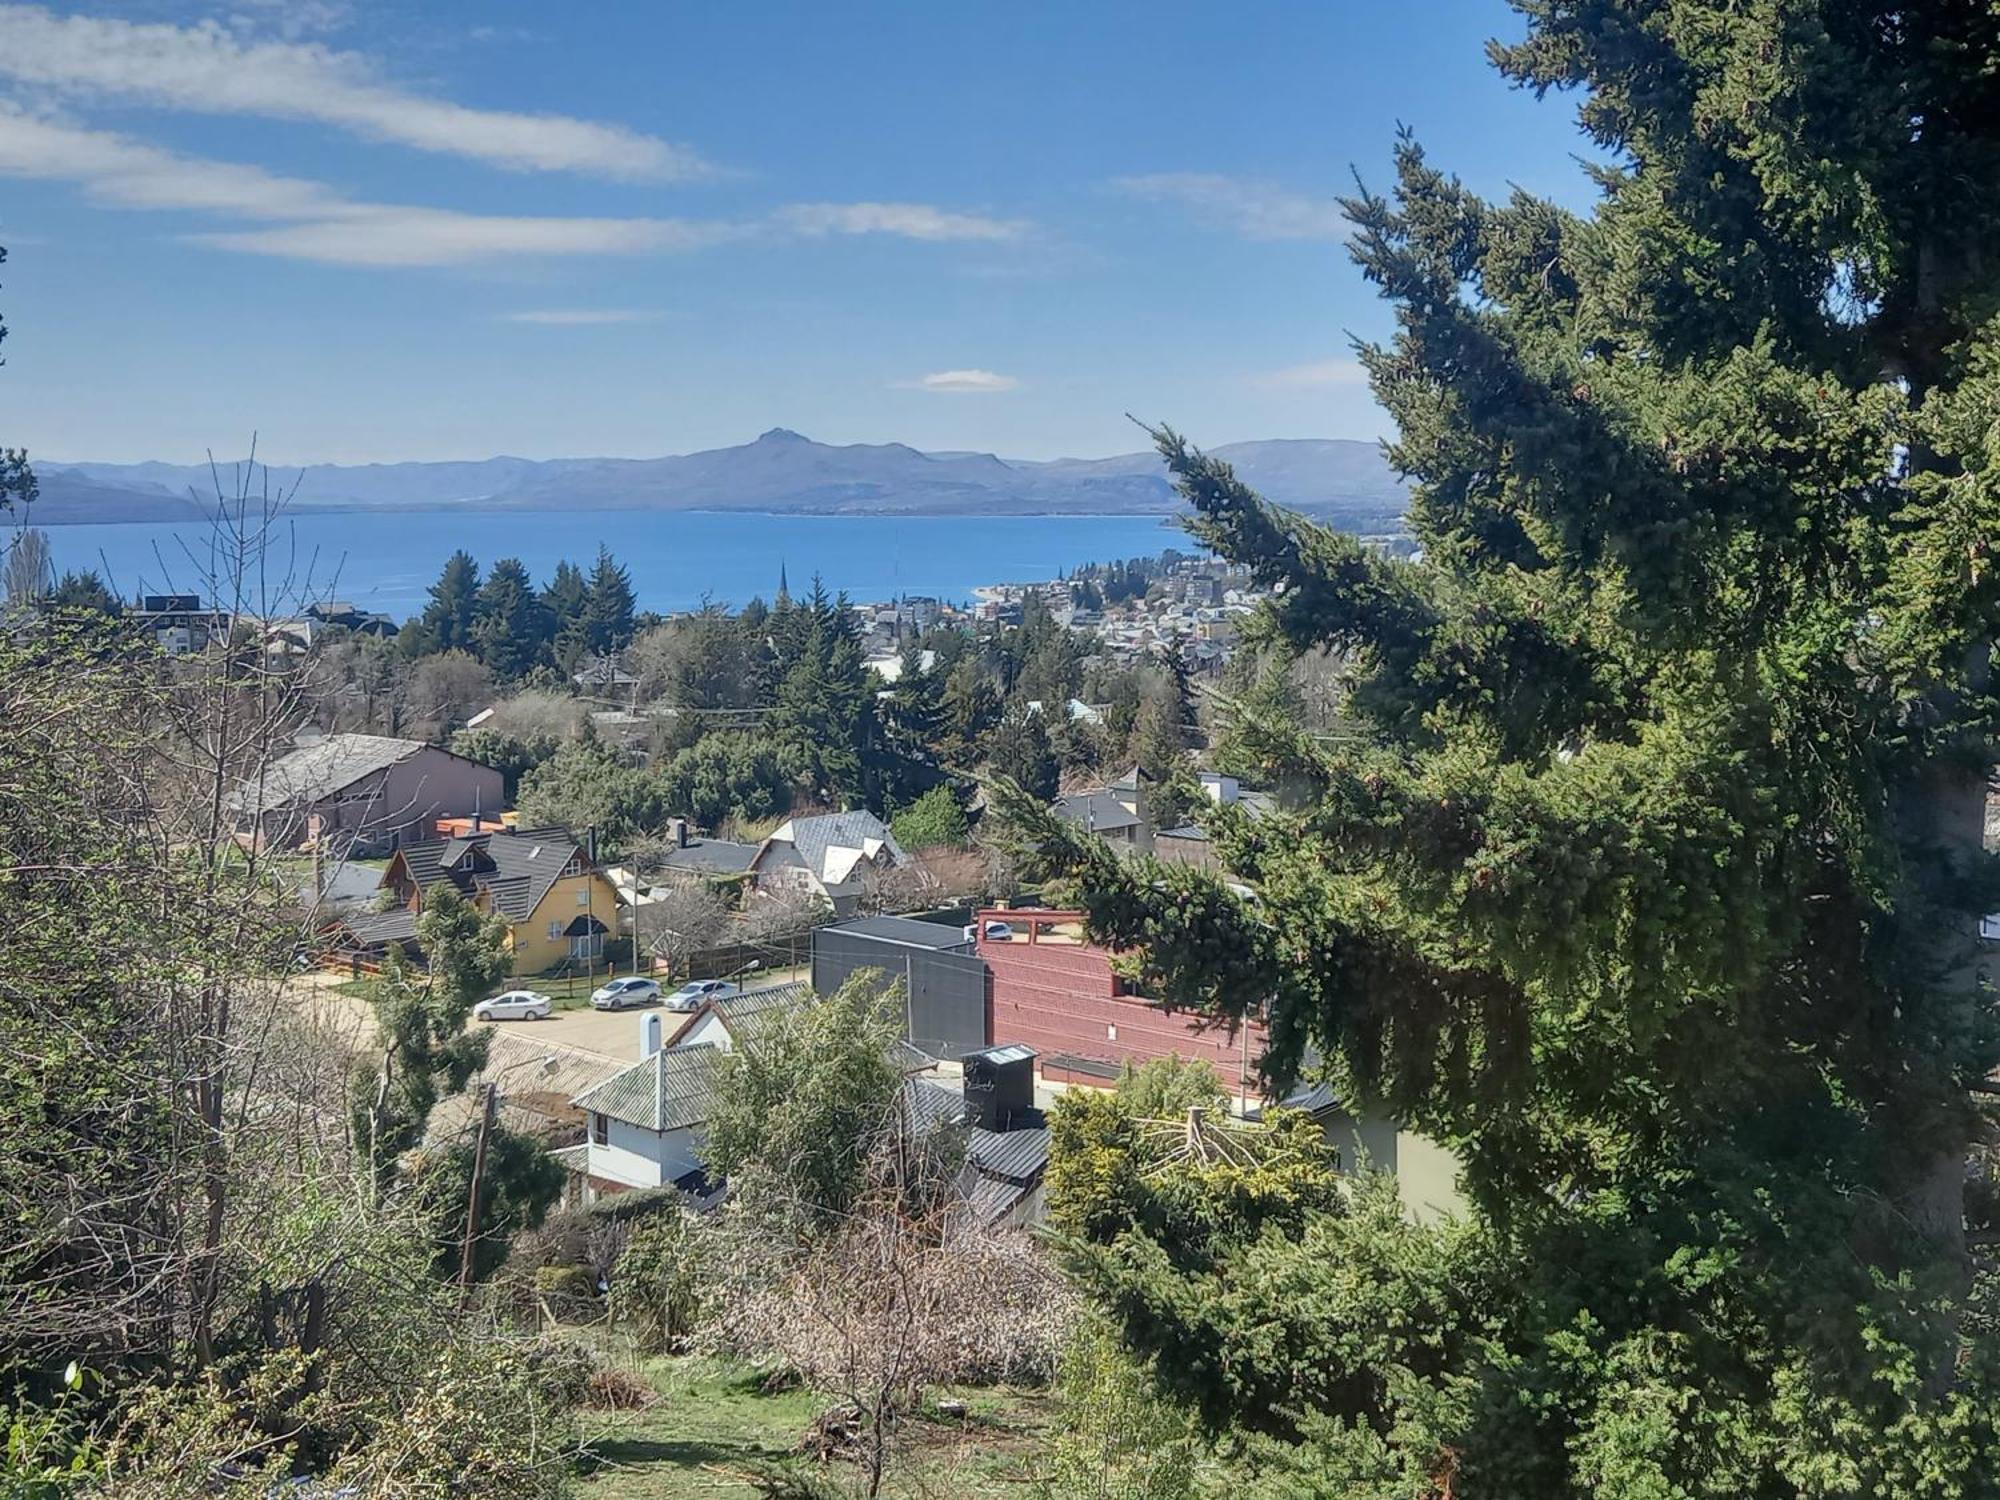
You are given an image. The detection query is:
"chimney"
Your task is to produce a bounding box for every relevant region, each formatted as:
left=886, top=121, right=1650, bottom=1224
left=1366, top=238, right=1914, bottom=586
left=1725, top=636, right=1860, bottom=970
left=639, top=1011, right=663, bottom=1059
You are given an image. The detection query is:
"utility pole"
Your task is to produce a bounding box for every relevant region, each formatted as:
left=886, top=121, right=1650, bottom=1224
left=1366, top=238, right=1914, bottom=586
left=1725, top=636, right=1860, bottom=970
left=458, top=1082, right=497, bottom=1307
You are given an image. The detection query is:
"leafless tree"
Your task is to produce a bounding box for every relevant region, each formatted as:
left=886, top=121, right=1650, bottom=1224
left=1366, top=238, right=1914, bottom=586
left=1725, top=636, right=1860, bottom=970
left=2, top=520, right=52, bottom=605
left=641, top=879, right=730, bottom=977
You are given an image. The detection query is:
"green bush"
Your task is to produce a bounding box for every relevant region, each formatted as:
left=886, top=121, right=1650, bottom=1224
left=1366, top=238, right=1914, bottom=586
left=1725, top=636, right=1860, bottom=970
left=610, top=1214, right=707, bottom=1353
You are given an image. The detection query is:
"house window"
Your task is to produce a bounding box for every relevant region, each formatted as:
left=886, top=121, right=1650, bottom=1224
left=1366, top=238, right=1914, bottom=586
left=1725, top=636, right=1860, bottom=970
left=547, top=919, right=562, bottom=940
left=590, top=1112, right=608, bottom=1146
left=576, top=889, right=589, bottom=907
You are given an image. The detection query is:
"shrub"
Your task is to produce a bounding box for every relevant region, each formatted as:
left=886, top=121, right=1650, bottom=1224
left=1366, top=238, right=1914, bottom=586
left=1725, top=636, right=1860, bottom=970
left=532, top=1264, right=600, bottom=1322
left=610, top=1214, right=707, bottom=1353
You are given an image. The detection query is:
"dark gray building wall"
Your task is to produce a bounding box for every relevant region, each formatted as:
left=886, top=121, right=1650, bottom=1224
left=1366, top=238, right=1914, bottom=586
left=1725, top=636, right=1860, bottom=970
left=811, top=929, right=989, bottom=1060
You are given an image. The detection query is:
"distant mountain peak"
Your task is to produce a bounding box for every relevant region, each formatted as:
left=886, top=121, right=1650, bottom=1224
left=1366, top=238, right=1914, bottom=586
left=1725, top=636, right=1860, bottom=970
left=755, top=427, right=810, bottom=444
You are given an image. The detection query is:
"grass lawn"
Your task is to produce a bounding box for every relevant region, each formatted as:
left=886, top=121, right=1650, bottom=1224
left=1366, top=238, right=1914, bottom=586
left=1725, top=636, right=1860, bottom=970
left=575, top=1354, right=1054, bottom=1498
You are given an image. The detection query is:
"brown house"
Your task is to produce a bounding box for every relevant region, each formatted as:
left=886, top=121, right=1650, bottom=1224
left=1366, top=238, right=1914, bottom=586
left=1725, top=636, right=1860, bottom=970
left=232, top=733, right=503, bottom=856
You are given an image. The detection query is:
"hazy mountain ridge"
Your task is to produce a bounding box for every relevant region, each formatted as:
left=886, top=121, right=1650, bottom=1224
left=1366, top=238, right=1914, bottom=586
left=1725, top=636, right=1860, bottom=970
left=33, top=428, right=1407, bottom=531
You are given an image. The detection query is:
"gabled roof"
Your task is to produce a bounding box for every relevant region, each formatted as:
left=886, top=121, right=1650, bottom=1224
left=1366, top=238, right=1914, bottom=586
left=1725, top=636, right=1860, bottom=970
left=758, top=810, right=907, bottom=885
left=573, top=1043, right=722, bottom=1132
left=390, top=825, right=593, bottom=922
left=666, top=981, right=814, bottom=1050
left=657, top=838, right=760, bottom=877
left=1053, top=789, right=1142, bottom=834
left=231, top=733, right=429, bottom=813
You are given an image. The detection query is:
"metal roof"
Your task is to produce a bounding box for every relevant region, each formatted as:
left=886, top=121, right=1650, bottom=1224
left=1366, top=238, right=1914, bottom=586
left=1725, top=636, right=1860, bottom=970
left=761, top=811, right=907, bottom=884
left=231, top=733, right=427, bottom=813
left=572, top=1043, right=722, bottom=1132
left=829, top=915, right=974, bottom=951
left=658, top=838, right=760, bottom=876
left=1053, top=789, right=1143, bottom=834
left=969, top=1125, right=1050, bottom=1184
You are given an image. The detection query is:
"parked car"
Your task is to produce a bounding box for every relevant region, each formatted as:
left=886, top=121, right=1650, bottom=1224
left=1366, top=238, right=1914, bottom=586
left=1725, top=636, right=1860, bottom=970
left=663, top=978, right=742, bottom=1013
left=982, top=920, right=1015, bottom=941
left=590, top=976, right=662, bottom=1010
left=473, top=990, right=552, bottom=1022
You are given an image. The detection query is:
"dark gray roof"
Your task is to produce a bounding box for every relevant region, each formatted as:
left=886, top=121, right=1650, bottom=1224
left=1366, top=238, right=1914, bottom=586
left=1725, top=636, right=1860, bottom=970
left=658, top=838, right=759, bottom=876
left=903, top=1077, right=968, bottom=1133
left=969, top=1126, right=1050, bottom=1184
left=830, top=915, right=974, bottom=951
left=966, top=1175, right=1037, bottom=1225
left=1279, top=1080, right=1338, bottom=1115
left=572, top=1044, right=722, bottom=1131
left=393, top=825, right=586, bottom=921
left=231, top=733, right=426, bottom=813
left=1053, top=789, right=1142, bottom=834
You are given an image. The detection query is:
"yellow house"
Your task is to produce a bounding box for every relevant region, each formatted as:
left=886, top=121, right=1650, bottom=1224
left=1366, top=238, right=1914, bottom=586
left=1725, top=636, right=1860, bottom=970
left=342, top=825, right=622, bottom=976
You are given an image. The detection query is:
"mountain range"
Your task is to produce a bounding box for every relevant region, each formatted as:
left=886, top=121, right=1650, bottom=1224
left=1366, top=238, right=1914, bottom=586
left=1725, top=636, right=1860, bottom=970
left=29, top=428, right=1407, bottom=532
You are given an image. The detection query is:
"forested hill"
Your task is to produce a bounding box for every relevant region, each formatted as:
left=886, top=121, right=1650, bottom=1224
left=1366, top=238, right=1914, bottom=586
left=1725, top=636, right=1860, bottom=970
left=33, top=429, right=1406, bottom=530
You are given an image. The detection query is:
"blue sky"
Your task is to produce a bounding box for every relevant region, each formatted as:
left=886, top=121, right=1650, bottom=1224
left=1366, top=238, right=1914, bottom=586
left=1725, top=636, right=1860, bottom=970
left=0, top=1, right=1597, bottom=464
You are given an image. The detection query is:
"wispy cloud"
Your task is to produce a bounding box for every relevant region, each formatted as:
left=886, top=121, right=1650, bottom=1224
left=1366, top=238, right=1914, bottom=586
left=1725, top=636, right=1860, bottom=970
left=499, top=308, right=662, bottom=326
left=1113, top=172, right=1350, bottom=242
left=196, top=211, right=742, bottom=267
left=0, top=4, right=712, bottom=181
left=0, top=105, right=1031, bottom=267
left=779, top=202, right=1027, bottom=242
left=1256, top=358, right=1369, bottom=388
left=899, top=369, right=1020, bottom=394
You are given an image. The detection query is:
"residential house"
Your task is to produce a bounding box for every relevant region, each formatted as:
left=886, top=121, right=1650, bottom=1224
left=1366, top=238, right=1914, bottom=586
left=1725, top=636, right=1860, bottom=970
left=336, top=824, right=620, bottom=975
left=747, top=810, right=910, bottom=915
left=563, top=1016, right=723, bottom=1198
left=650, top=818, right=760, bottom=889
left=232, top=733, right=504, bottom=856
left=565, top=994, right=1046, bottom=1224
left=1155, top=772, right=1278, bottom=875
left=132, top=593, right=230, bottom=656
left=1053, top=765, right=1155, bottom=855
left=1273, top=1081, right=1467, bottom=1227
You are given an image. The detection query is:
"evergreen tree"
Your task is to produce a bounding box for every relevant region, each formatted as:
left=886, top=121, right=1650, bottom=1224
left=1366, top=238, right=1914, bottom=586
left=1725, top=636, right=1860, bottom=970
left=769, top=578, right=874, bottom=805
left=48, top=570, right=122, bottom=617
left=941, top=655, right=1001, bottom=766
left=581, top=545, right=636, bottom=656
left=417, top=550, right=480, bottom=654
left=540, top=559, right=590, bottom=671
left=990, top=708, right=1060, bottom=803
left=470, top=557, right=547, bottom=678
left=1004, top=5, right=2000, bottom=1492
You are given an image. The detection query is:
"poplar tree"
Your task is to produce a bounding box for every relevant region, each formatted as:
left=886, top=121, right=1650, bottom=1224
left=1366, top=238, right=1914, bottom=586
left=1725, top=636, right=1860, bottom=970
left=1010, top=4, right=2000, bottom=1492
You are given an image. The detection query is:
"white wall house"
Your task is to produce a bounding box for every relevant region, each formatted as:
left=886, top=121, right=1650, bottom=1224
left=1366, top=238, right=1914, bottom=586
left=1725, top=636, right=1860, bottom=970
left=565, top=1013, right=722, bottom=1198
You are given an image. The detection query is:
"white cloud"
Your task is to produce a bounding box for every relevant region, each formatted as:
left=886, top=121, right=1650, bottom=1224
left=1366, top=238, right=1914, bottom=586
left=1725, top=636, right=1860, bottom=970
left=1257, top=358, right=1369, bottom=388
left=195, top=210, right=744, bottom=267
left=778, top=201, right=1027, bottom=242
left=1113, top=172, right=1350, bottom=242
left=0, top=104, right=1034, bottom=268
left=902, top=369, right=1020, bottom=394
left=499, top=308, right=662, bottom=325
left=0, top=4, right=711, bottom=180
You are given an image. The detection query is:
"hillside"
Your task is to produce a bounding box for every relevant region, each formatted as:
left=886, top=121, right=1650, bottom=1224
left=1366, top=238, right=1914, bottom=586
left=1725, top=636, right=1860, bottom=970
left=36, top=429, right=1407, bottom=532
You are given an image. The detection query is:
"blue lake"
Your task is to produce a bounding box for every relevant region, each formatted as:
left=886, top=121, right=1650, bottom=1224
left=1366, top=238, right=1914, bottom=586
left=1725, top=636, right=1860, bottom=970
left=45, top=508, right=1189, bottom=617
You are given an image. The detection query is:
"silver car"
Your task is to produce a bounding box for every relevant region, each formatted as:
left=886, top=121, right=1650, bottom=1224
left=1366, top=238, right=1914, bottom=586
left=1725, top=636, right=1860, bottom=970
left=663, top=978, right=742, bottom=1013
left=473, top=990, right=552, bottom=1022
left=590, top=976, right=662, bottom=1010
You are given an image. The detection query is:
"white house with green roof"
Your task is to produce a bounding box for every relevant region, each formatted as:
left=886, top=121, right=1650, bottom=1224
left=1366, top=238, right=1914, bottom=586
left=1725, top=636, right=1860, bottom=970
left=565, top=1017, right=722, bottom=1197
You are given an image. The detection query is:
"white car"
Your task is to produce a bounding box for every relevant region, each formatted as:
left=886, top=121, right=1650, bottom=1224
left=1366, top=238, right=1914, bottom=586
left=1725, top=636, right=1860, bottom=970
left=473, top=990, right=552, bottom=1022
left=663, top=978, right=741, bottom=1013
left=590, top=976, right=662, bottom=1011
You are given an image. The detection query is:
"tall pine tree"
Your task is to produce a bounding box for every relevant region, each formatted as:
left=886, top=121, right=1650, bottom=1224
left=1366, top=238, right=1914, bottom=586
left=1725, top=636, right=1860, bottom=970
left=1006, top=4, right=2000, bottom=1493
left=471, top=557, right=547, bottom=678
left=417, top=550, right=480, bottom=654
left=581, top=545, right=636, bottom=657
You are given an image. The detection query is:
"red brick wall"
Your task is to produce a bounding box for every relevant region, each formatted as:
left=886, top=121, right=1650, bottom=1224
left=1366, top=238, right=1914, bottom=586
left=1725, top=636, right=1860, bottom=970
left=976, top=909, right=1265, bottom=1094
